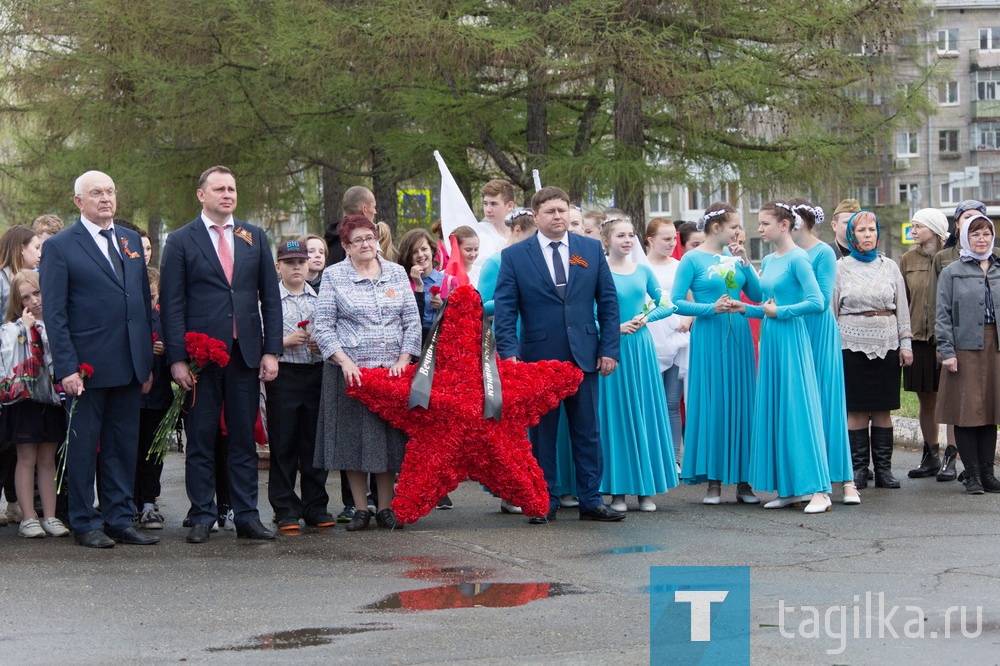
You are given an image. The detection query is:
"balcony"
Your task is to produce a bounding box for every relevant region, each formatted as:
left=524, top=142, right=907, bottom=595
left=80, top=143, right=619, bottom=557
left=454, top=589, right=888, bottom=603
left=972, top=50, right=1000, bottom=71
left=972, top=100, right=1000, bottom=121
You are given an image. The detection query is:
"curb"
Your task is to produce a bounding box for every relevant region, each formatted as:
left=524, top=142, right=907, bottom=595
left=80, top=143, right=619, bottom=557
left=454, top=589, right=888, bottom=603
left=892, top=416, right=1000, bottom=462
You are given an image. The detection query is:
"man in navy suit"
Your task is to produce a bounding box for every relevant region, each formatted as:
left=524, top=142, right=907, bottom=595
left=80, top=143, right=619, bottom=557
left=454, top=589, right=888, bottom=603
left=493, top=186, right=624, bottom=523
left=40, top=170, right=157, bottom=548
left=160, top=166, right=282, bottom=543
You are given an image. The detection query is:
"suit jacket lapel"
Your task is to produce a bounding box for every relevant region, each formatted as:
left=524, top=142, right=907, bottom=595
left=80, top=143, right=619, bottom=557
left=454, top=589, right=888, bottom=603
left=232, top=221, right=248, bottom=285
left=566, top=234, right=579, bottom=297
left=528, top=234, right=563, bottom=300
left=72, top=221, right=121, bottom=286
left=193, top=218, right=231, bottom=284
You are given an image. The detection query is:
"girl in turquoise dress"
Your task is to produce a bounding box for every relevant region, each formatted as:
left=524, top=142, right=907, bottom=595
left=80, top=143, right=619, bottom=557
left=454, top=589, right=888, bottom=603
left=743, top=202, right=832, bottom=514
left=671, top=202, right=761, bottom=504
left=597, top=218, right=678, bottom=511
left=789, top=198, right=859, bottom=505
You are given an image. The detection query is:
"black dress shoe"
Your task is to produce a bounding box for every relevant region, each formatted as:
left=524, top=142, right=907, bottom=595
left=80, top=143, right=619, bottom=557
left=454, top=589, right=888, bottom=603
left=105, top=527, right=160, bottom=545
left=528, top=509, right=558, bottom=525
left=579, top=504, right=626, bottom=522
left=74, top=529, right=115, bottom=549
left=186, top=523, right=212, bottom=544
left=236, top=519, right=277, bottom=540
left=375, top=508, right=402, bottom=529
left=345, top=509, right=372, bottom=532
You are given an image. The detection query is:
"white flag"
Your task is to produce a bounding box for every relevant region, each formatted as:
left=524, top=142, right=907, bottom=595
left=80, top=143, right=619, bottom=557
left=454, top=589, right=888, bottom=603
left=434, top=150, right=479, bottom=239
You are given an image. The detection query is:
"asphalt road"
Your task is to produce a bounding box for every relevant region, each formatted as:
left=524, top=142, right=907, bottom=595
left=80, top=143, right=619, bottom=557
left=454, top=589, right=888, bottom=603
left=1, top=446, right=998, bottom=665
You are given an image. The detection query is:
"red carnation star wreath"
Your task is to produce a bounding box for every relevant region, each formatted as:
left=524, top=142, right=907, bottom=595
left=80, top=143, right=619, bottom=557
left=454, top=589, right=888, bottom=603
left=346, top=285, right=583, bottom=522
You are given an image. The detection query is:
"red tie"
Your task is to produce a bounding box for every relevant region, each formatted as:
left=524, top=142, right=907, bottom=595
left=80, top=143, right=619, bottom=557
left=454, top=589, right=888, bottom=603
left=212, top=225, right=237, bottom=338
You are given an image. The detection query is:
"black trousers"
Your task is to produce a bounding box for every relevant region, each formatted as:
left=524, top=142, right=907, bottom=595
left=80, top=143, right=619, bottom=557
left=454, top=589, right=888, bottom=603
left=266, top=363, right=329, bottom=521
left=134, top=407, right=167, bottom=508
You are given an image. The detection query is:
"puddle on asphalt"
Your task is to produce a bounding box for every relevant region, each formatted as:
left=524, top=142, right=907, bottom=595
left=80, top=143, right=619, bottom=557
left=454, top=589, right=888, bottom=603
left=361, top=582, right=582, bottom=611
left=207, top=623, right=394, bottom=651
left=603, top=545, right=664, bottom=555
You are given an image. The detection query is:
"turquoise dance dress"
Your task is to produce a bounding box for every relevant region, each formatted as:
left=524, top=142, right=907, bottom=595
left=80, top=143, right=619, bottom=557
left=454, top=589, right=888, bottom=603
left=746, top=248, right=832, bottom=496
left=479, top=252, right=577, bottom=497
left=598, top=264, right=679, bottom=496
left=672, top=249, right=761, bottom=485
left=804, top=243, right=853, bottom=484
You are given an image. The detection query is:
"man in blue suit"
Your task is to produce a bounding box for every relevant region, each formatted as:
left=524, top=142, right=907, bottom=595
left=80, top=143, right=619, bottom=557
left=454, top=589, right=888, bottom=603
left=160, top=166, right=282, bottom=543
left=494, top=186, right=624, bottom=523
left=40, top=170, right=157, bottom=548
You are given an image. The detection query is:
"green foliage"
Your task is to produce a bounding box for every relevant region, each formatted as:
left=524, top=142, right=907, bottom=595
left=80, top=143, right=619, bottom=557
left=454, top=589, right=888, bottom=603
left=0, top=0, right=932, bottom=230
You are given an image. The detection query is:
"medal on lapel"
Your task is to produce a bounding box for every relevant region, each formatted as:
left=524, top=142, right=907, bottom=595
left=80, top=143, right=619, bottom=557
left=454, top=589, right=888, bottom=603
left=569, top=254, right=589, bottom=268
left=119, top=236, right=140, bottom=259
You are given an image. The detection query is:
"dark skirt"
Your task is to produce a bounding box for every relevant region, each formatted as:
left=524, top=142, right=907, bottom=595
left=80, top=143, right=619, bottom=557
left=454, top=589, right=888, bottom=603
left=902, top=339, right=940, bottom=393
left=313, top=363, right=407, bottom=473
left=936, top=324, right=1000, bottom=426
left=843, top=349, right=901, bottom=412
left=9, top=400, right=67, bottom=445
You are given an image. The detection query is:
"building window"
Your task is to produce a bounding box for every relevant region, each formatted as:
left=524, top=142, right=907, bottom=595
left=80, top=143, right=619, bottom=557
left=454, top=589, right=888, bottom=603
left=849, top=185, right=883, bottom=208
left=648, top=189, right=671, bottom=215
left=938, top=29, right=958, bottom=53
left=940, top=181, right=962, bottom=205
left=982, top=173, right=1000, bottom=204
left=687, top=183, right=722, bottom=212
left=898, top=183, right=919, bottom=205
left=975, top=123, right=1000, bottom=150
left=939, top=130, right=960, bottom=153
left=745, top=190, right=767, bottom=213
left=980, top=27, right=1000, bottom=51
left=896, top=132, right=919, bottom=157
left=938, top=81, right=959, bottom=105
left=976, top=71, right=1000, bottom=101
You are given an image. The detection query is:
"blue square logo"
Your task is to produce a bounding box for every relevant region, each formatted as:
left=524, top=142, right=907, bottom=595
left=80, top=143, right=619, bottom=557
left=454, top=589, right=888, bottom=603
left=650, top=566, right=750, bottom=666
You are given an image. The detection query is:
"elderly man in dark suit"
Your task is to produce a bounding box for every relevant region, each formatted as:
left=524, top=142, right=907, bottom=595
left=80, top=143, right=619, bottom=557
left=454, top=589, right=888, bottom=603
left=493, top=186, right=623, bottom=524
left=160, top=165, right=282, bottom=544
left=40, top=170, right=156, bottom=548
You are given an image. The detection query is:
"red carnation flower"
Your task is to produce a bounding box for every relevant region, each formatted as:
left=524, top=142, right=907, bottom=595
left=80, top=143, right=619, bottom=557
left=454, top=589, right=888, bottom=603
left=78, top=363, right=94, bottom=379
left=297, top=320, right=310, bottom=329
left=152, top=332, right=158, bottom=343
left=429, top=286, right=441, bottom=295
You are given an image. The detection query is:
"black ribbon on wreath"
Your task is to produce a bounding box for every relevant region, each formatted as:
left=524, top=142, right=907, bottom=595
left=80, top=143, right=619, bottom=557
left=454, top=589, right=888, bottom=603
left=407, top=299, right=503, bottom=421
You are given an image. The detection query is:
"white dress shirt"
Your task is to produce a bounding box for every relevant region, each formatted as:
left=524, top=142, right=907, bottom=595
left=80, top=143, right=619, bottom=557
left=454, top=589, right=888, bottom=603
left=80, top=216, right=123, bottom=270
left=539, top=231, right=570, bottom=288
left=201, top=214, right=235, bottom=258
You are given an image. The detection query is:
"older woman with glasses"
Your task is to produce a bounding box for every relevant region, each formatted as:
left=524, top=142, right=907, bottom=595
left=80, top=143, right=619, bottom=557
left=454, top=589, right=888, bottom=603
left=935, top=214, right=1000, bottom=495
left=313, top=214, right=422, bottom=531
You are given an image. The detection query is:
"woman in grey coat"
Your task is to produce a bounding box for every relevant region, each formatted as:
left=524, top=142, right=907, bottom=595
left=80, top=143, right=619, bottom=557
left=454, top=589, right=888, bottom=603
left=935, top=214, right=1000, bottom=495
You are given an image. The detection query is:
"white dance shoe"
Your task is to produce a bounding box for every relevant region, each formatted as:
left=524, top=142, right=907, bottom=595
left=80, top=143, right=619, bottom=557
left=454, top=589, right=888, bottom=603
left=804, top=493, right=832, bottom=514
left=763, top=494, right=811, bottom=509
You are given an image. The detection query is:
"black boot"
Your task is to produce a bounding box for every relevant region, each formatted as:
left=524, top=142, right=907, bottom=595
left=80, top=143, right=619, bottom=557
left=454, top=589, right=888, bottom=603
left=849, top=429, right=871, bottom=489
left=954, top=434, right=983, bottom=494
left=908, top=442, right=941, bottom=478
left=871, top=426, right=900, bottom=488
left=937, top=444, right=959, bottom=482
left=978, top=435, right=1000, bottom=493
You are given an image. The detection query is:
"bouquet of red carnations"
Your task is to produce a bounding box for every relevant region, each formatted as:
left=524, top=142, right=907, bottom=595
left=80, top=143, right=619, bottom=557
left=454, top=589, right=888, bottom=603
left=146, top=332, right=229, bottom=463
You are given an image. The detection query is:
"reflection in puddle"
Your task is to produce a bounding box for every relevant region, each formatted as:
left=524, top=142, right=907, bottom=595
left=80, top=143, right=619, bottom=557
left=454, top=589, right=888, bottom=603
left=362, top=582, right=581, bottom=612
left=405, top=566, right=497, bottom=584
left=207, top=623, right=393, bottom=651
left=604, top=545, right=663, bottom=555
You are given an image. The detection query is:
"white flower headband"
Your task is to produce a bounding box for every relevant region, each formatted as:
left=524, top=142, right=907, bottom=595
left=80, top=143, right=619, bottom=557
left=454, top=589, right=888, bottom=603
left=791, top=203, right=825, bottom=228
left=504, top=209, right=534, bottom=227
left=600, top=215, right=627, bottom=229
left=697, top=209, right=728, bottom=231
left=774, top=202, right=802, bottom=230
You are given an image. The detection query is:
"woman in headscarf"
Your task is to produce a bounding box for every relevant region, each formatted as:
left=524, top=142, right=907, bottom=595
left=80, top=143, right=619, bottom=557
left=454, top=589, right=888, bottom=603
left=833, top=211, right=912, bottom=491
left=927, top=200, right=996, bottom=481
left=935, top=213, right=1000, bottom=495
left=898, top=209, right=950, bottom=479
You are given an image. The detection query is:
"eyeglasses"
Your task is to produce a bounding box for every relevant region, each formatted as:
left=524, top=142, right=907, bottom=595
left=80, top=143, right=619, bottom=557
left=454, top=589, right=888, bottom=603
left=84, top=188, right=116, bottom=199
left=349, top=235, right=377, bottom=247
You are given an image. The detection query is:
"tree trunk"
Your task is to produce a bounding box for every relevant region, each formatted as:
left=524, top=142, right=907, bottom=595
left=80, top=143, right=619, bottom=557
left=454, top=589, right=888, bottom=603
left=525, top=71, right=548, bottom=197
left=614, top=77, right=646, bottom=244
left=147, top=213, right=163, bottom=266
left=321, top=165, right=345, bottom=264
left=371, top=147, right=398, bottom=233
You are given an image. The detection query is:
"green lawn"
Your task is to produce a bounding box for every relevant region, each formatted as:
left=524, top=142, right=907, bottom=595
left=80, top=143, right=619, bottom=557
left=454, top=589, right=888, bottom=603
left=897, top=388, right=920, bottom=419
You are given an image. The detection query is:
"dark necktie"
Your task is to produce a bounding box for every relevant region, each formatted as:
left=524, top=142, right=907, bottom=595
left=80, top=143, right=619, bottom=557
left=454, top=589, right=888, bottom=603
left=99, top=228, right=124, bottom=280
left=550, top=241, right=567, bottom=299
